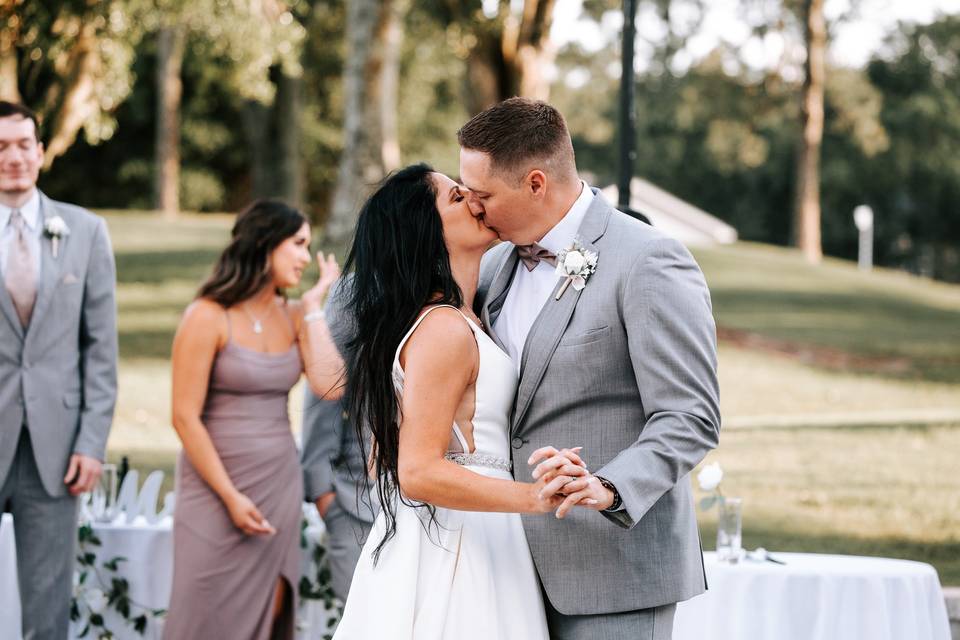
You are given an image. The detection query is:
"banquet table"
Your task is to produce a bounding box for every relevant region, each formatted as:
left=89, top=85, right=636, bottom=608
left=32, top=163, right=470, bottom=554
left=2, top=517, right=952, bottom=640
left=673, top=551, right=952, bottom=640
left=0, top=513, right=335, bottom=640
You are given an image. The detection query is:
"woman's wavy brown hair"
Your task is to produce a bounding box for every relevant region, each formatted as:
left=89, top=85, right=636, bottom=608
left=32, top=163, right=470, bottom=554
left=198, top=199, right=307, bottom=307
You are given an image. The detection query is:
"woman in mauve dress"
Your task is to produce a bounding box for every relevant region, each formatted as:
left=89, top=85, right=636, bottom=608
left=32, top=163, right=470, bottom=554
left=164, top=200, right=344, bottom=640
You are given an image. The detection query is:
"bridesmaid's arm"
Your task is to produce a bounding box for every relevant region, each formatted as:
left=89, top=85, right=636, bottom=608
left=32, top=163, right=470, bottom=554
left=396, top=309, right=573, bottom=515
left=171, top=300, right=275, bottom=536
left=296, top=253, right=346, bottom=400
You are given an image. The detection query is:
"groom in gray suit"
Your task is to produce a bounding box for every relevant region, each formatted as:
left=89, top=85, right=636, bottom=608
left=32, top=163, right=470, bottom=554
left=0, top=102, right=117, bottom=639
left=461, top=98, right=720, bottom=639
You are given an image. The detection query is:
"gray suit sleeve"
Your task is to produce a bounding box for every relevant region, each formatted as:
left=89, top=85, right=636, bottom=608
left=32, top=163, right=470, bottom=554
left=596, top=237, right=721, bottom=529
left=73, top=217, right=118, bottom=460
left=300, top=276, right=352, bottom=500
left=301, top=388, right=343, bottom=501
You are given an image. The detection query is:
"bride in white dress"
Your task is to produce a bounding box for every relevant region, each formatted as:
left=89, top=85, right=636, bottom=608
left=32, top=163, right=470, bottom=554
left=332, top=164, right=586, bottom=639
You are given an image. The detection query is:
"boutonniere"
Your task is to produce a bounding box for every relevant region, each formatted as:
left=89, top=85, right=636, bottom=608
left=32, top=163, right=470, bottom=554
left=554, top=238, right=598, bottom=300
left=43, top=216, right=70, bottom=258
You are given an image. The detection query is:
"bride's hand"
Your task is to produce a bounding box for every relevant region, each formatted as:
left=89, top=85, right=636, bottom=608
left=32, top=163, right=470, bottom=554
left=529, top=478, right=566, bottom=514
left=302, top=252, right=340, bottom=311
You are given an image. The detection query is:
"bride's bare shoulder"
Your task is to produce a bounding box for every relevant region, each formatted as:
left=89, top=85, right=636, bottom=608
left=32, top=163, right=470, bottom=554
left=399, top=306, right=477, bottom=371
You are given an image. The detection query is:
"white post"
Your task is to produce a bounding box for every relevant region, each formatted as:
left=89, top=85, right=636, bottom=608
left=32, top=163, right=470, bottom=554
left=853, top=205, right=874, bottom=272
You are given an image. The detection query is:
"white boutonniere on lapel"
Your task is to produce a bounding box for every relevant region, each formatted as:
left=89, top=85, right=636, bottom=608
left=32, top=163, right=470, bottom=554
left=43, top=215, right=70, bottom=258
left=554, top=238, right=598, bottom=300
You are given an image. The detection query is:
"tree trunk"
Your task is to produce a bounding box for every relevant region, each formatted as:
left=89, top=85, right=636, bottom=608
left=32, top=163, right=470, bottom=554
left=327, top=0, right=389, bottom=244
left=793, top=0, right=825, bottom=264
left=462, top=0, right=556, bottom=115
left=276, top=71, right=304, bottom=207
left=154, top=26, right=186, bottom=218
left=242, top=99, right=275, bottom=199
left=379, top=0, right=409, bottom=172
left=515, top=0, right=556, bottom=101
left=42, top=20, right=100, bottom=168
left=0, top=29, right=20, bottom=102
left=464, top=30, right=508, bottom=114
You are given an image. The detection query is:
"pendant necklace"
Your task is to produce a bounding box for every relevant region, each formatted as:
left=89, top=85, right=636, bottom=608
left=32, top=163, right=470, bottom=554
left=242, top=301, right=271, bottom=335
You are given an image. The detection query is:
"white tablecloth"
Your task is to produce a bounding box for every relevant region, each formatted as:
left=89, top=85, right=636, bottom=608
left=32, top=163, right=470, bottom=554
left=3, top=519, right=951, bottom=640
left=674, top=551, right=952, bottom=640
left=0, top=513, right=334, bottom=640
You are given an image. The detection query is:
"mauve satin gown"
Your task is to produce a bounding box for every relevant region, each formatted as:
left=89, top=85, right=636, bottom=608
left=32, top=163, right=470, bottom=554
left=164, top=320, right=303, bottom=640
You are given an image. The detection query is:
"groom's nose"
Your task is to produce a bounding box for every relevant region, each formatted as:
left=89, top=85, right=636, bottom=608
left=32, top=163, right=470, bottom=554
left=466, top=192, right=484, bottom=216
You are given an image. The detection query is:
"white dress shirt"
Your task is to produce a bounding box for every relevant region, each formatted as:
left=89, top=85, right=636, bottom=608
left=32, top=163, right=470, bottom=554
left=0, top=189, right=43, bottom=289
left=494, top=182, right=594, bottom=370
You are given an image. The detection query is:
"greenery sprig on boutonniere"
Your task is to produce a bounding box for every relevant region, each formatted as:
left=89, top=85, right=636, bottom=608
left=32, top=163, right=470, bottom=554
left=554, top=238, right=598, bottom=300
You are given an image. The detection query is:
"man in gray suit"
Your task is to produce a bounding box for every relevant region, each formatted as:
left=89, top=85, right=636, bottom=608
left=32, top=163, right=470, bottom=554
left=460, top=98, right=720, bottom=639
left=0, top=102, right=117, bottom=639
left=301, top=277, right=377, bottom=601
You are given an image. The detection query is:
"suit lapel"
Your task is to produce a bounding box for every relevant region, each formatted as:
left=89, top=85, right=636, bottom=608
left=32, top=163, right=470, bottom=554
left=512, top=191, right=613, bottom=434
left=482, top=245, right=518, bottom=354
left=26, top=194, right=65, bottom=338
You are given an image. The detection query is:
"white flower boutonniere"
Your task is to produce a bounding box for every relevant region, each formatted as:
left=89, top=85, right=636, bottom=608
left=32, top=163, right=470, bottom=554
left=44, top=215, right=70, bottom=258
left=554, top=238, right=598, bottom=300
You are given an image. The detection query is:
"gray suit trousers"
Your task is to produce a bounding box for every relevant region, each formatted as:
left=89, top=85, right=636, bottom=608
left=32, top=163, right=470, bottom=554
left=323, top=500, right=373, bottom=602
left=0, top=429, right=78, bottom=640
left=545, top=595, right=676, bottom=640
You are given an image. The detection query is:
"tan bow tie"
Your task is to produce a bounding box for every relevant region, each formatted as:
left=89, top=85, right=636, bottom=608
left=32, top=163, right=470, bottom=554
left=516, top=243, right=557, bottom=272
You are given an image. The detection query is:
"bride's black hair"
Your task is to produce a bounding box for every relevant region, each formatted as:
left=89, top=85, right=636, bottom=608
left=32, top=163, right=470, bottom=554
left=343, top=163, right=463, bottom=563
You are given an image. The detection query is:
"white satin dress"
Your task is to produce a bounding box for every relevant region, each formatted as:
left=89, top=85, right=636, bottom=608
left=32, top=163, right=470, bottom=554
left=333, top=305, right=549, bottom=640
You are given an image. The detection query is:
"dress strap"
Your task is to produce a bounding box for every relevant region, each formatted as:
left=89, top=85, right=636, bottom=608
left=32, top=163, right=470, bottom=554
left=223, top=306, right=233, bottom=342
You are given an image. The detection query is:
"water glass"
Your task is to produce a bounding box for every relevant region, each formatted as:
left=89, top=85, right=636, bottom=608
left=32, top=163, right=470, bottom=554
left=91, top=463, right=118, bottom=523
left=716, top=497, right=743, bottom=563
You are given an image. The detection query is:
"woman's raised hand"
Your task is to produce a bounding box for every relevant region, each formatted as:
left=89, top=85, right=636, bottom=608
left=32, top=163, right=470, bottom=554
left=302, top=252, right=341, bottom=310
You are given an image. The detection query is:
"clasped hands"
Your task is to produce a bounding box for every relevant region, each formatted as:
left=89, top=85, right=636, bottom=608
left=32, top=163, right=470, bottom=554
left=529, top=446, right=614, bottom=518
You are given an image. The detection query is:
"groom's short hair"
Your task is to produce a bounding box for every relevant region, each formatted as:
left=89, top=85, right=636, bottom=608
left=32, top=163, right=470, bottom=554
left=457, top=97, right=577, bottom=186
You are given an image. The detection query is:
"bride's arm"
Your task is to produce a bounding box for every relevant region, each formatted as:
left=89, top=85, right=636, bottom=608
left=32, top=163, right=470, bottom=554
left=395, top=309, right=579, bottom=514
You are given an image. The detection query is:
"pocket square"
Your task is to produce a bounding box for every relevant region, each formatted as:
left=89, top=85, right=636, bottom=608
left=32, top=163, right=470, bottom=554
left=62, top=273, right=79, bottom=284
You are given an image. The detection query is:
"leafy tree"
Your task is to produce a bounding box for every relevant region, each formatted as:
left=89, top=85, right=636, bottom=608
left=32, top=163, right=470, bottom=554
left=0, top=0, right=150, bottom=167
left=865, top=15, right=960, bottom=280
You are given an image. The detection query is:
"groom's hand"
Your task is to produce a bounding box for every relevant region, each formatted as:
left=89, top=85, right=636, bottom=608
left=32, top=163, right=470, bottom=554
left=552, top=475, right=615, bottom=518
left=529, top=446, right=589, bottom=504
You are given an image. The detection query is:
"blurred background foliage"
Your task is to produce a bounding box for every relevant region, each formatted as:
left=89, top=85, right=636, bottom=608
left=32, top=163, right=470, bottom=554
left=2, top=0, right=959, bottom=280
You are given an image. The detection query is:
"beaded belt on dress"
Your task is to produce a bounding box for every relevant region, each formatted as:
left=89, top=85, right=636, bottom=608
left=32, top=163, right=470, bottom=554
left=444, top=452, right=512, bottom=473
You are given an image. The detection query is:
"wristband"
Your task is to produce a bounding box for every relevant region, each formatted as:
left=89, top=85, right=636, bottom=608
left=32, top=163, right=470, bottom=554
left=303, top=309, right=326, bottom=324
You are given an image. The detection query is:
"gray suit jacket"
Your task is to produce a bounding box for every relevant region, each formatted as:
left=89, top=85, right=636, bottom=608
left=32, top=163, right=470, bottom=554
left=477, top=189, right=720, bottom=615
left=300, top=276, right=377, bottom=523
left=0, top=192, right=118, bottom=497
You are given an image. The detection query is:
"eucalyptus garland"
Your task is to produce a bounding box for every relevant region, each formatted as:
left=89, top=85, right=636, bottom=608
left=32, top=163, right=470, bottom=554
left=298, top=514, right=344, bottom=640
left=70, top=523, right=166, bottom=639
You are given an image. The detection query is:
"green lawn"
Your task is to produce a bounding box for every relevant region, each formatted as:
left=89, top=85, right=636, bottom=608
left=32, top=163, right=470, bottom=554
left=100, top=211, right=960, bottom=585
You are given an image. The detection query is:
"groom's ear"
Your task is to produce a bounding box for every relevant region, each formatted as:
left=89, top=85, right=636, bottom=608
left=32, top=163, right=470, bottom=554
left=526, top=170, right=546, bottom=198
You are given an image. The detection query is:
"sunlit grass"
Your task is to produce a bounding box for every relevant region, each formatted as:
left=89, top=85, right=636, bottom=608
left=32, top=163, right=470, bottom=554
left=100, top=211, right=960, bottom=584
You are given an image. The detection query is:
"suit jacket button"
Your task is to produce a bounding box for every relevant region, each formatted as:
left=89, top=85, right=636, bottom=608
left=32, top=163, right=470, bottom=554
left=511, top=437, right=523, bottom=449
